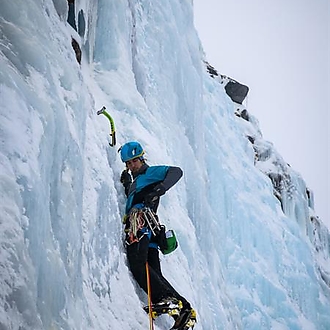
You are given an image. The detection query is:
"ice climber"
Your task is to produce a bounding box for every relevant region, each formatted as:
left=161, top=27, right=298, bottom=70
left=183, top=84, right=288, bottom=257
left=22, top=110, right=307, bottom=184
left=119, top=141, right=196, bottom=329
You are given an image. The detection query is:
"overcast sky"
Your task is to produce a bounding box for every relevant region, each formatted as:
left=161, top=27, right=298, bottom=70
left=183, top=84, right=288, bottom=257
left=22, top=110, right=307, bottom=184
left=193, top=0, right=329, bottom=229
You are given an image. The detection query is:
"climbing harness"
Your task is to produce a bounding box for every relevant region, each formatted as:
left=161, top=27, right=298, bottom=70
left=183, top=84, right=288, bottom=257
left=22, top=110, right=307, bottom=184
left=125, top=207, right=161, bottom=245
left=125, top=207, right=178, bottom=254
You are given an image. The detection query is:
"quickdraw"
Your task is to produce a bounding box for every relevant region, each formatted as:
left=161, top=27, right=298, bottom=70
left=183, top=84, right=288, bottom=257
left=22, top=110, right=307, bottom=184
left=128, top=208, right=145, bottom=244
left=97, top=106, right=116, bottom=147
left=143, top=208, right=161, bottom=235
left=126, top=207, right=161, bottom=245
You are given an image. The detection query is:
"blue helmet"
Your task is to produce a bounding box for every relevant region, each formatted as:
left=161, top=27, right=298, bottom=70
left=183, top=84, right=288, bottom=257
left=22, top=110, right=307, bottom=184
left=120, top=141, right=145, bottom=162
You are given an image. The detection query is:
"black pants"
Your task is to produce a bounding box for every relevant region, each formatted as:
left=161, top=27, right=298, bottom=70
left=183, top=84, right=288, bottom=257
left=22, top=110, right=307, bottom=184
left=126, top=235, right=189, bottom=307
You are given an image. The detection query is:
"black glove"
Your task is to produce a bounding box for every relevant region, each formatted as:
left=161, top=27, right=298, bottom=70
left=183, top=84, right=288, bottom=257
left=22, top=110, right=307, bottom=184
left=120, top=169, right=132, bottom=185
left=155, top=225, right=168, bottom=251
left=120, top=170, right=132, bottom=196
left=144, top=183, right=166, bottom=206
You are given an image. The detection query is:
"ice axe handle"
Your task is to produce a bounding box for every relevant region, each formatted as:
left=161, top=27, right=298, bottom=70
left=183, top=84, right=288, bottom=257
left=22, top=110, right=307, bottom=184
left=109, top=132, right=116, bottom=147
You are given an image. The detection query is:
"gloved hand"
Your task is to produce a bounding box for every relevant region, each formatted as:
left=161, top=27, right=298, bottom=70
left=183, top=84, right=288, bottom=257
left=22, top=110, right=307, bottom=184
left=144, top=183, right=166, bottom=206
left=120, top=169, right=132, bottom=185
left=155, top=225, right=168, bottom=251
left=120, top=169, right=132, bottom=196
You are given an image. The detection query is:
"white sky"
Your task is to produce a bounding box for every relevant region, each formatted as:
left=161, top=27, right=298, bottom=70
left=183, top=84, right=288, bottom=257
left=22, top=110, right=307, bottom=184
left=194, top=0, right=329, bottom=229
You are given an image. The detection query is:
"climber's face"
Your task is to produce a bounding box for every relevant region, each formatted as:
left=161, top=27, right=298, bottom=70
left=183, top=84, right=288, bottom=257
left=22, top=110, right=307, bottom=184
left=126, top=157, right=143, bottom=174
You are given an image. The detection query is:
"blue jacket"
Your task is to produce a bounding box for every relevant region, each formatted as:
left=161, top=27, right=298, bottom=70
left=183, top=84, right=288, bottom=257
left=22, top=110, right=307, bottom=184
left=125, top=164, right=183, bottom=215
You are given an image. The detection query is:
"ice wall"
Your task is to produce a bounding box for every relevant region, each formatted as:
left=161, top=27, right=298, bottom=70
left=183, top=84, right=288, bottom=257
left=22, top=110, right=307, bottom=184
left=0, top=0, right=329, bottom=329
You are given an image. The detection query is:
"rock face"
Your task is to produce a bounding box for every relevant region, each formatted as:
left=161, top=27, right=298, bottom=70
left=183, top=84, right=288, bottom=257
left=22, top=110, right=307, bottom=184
left=67, top=0, right=82, bottom=64
left=205, top=62, right=249, bottom=104
left=224, top=80, right=249, bottom=104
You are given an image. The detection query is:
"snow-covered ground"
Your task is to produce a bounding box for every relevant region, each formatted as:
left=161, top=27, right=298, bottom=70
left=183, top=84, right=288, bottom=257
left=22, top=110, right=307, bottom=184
left=0, top=0, right=329, bottom=329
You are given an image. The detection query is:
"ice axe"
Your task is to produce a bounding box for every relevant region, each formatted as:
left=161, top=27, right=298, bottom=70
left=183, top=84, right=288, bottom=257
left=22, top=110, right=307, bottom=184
left=97, top=106, right=116, bottom=147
